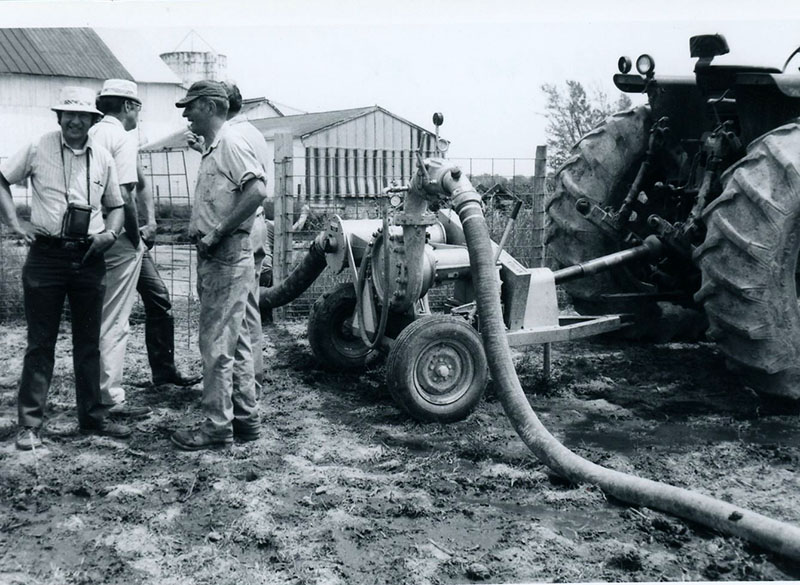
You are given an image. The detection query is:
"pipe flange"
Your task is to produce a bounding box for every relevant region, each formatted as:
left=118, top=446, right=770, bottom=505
left=393, top=211, right=438, bottom=226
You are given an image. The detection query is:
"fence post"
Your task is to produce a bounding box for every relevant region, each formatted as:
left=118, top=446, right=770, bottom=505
left=273, top=133, right=294, bottom=321
left=533, top=145, right=552, bottom=379
left=533, top=145, right=547, bottom=268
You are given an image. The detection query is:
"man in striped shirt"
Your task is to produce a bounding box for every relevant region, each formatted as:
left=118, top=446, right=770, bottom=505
left=0, top=86, right=132, bottom=450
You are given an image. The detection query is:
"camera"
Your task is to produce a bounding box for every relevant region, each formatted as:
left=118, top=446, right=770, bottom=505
left=61, top=202, right=92, bottom=240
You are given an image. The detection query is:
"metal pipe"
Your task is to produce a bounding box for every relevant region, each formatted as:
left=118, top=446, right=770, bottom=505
left=493, top=199, right=523, bottom=264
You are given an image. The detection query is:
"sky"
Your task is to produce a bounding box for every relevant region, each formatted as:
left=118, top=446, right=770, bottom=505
left=4, top=0, right=800, bottom=160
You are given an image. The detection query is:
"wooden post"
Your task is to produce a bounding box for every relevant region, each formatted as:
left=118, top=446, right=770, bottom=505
left=534, top=145, right=552, bottom=378
left=533, top=145, right=547, bottom=269
left=273, top=133, right=295, bottom=321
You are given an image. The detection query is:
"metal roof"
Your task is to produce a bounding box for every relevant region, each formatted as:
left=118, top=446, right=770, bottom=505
left=143, top=106, right=379, bottom=150
left=143, top=106, right=435, bottom=151
left=0, top=28, right=131, bottom=79
left=251, top=106, right=378, bottom=140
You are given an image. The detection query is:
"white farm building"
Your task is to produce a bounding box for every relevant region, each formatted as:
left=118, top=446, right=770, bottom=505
left=141, top=104, right=445, bottom=204
left=0, top=28, right=188, bottom=162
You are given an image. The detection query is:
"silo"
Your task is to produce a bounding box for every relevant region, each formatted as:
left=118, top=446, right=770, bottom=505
left=159, top=30, right=227, bottom=86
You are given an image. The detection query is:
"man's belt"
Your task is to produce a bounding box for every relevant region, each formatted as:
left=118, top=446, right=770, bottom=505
left=33, top=235, right=91, bottom=250
left=190, top=228, right=249, bottom=243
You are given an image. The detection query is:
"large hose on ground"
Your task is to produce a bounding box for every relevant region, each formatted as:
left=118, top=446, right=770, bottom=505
left=450, top=188, right=800, bottom=562
left=259, top=231, right=328, bottom=311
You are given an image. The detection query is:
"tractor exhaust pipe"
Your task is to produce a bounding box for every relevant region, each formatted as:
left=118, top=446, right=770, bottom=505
left=410, top=159, right=800, bottom=562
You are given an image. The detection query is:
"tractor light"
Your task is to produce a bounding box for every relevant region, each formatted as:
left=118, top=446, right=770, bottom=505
left=618, top=56, right=632, bottom=74
left=636, top=54, right=655, bottom=76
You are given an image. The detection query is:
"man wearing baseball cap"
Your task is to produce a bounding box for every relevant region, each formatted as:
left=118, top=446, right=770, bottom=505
left=170, top=80, right=266, bottom=450
left=0, top=85, right=131, bottom=450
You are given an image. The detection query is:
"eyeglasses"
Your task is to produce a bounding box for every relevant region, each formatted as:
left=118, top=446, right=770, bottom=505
left=128, top=101, right=142, bottom=111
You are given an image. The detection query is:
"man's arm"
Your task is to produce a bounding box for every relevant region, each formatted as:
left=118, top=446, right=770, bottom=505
left=121, top=183, right=140, bottom=247
left=105, top=205, right=124, bottom=234
left=198, top=177, right=267, bottom=255
left=136, top=164, right=157, bottom=242
left=0, top=172, right=38, bottom=243
left=83, top=157, right=126, bottom=262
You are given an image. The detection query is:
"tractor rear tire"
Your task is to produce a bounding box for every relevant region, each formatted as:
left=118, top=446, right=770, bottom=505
left=545, top=106, right=705, bottom=340
left=386, top=315, right=488, bottom=422
left=546, top=105, right=653, bottom=305
left=694, top=122, right=800, bottom=399
left=308, top=282, right=375, bottom=370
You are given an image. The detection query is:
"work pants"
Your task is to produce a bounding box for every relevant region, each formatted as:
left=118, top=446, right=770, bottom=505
left=18, top=241, right=108, bottom=429
left=137, top=249, right=181, bottom=384
left=99, top=234, right=144, bottom=405
left=196, top=232, right=258, bottom=438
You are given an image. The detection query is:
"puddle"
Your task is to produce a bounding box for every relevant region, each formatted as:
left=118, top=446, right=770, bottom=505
left=564, top=415, right=800, bottom=454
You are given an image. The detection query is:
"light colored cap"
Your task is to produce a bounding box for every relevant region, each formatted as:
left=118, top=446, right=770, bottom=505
left=98, top=78, right=141, bottom=104
left=51, top=86, right=103, bottom=115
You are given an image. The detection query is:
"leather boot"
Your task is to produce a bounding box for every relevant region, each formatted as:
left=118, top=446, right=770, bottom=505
left=146, top=316, right=180, bottom=385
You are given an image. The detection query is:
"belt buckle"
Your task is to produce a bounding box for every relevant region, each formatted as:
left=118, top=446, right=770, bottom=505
left=63, top=238, right=86, bottom=250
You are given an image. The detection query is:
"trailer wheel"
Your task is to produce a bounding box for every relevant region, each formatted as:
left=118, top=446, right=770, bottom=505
left=386, top=316, right=488, bottom=422
left=308, top=282, right=375, bottom=370
left=694, top=122, right=800, bottom=399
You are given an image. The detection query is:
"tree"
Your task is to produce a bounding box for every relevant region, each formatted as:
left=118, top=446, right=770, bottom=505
left=542, top=80, right=632, bottom=172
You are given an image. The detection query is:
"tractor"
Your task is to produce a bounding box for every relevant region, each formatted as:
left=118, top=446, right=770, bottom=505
left=546, top=33, right=800, bottom=399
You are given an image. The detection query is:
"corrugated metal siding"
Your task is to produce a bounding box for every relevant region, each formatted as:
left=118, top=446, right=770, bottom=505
left=302, top=110, right=437, bottom=196
left=303, top=110, right=435, bottom=151
left=0, top=28, right=131, bottom=79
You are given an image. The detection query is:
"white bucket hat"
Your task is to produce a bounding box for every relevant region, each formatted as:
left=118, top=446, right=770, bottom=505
left=51, top=86, right=103, bottom=115
left=98, top=78, right=141, bottom=104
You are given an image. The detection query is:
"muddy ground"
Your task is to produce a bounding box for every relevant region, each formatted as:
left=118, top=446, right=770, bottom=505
left=1, top=317, right=799, bottom=585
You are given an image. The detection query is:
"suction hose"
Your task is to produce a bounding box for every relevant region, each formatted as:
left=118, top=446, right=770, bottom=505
left=259, top=231, right=328, bottom=311
left=452, top=194, right=800, bottom=562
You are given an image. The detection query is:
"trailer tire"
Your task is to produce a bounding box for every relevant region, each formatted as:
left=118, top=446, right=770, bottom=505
left=386, top=316, right=488, bottom=422
left=308, top=282, right=376, bottom=370
left=694, top=122, right=800, bottom=399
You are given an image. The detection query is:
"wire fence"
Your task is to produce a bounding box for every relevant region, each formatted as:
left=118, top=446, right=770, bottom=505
left=276, top=152, right=548, bottom=318
left=0, top=150, right=548, bottom=332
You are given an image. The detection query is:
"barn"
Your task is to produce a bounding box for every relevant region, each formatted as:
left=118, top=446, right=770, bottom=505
left=0, top=28, right=187, bottom=163
left=141, top=104, right=446, bottom=207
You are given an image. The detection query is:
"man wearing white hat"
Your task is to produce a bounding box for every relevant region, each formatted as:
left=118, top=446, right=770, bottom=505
left=95, top=80, right=201, bottom=400
left=90, top=78, right=152, bottom=419
left=0, top=85, right=131, bottom=450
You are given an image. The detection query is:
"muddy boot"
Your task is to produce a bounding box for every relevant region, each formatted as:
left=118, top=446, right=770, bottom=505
left=146, top=317, right=201, bottom=388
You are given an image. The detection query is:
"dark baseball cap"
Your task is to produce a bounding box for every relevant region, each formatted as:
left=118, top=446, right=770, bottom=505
left=175, top=80, right=228, bottom=107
